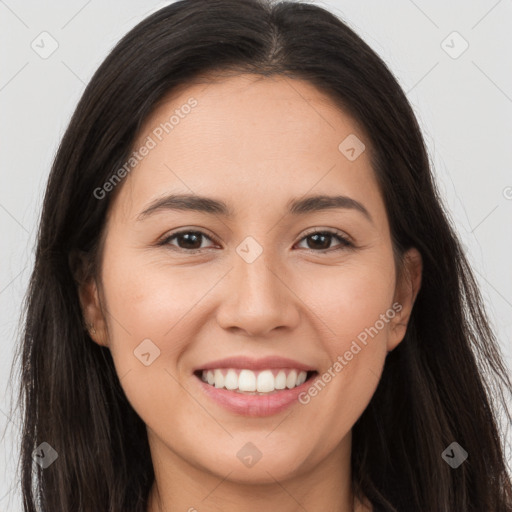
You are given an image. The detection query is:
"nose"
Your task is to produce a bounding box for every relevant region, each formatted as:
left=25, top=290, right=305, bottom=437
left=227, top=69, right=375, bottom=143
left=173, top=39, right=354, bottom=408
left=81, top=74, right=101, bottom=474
left=215, top=250, right=301, bottom=338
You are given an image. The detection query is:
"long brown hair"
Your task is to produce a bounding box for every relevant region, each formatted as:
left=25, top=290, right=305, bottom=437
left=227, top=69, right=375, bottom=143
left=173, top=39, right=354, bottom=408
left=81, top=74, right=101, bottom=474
left=11, top=0, right=512, bottom=510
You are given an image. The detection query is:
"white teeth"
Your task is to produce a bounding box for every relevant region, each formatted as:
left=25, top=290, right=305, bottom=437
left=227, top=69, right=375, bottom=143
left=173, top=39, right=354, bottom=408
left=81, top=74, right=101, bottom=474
left=213, top=369, right=224, bottom=389
left=296, top=371, right=307, bottom=386
left=286, top=369, right=297, bottom=389
left=200, top=368, right=309, bottom=393
left=224, top=369, right=238, bottom=390
left=274, top=370, right=287, bottom=390
left=238, top=369, right=256, bottom=392
left=256, top=370, right=274, bottom=392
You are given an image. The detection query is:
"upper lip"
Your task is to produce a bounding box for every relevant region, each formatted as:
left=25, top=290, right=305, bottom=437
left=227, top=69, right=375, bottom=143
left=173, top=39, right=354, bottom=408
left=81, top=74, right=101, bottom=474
left=194, top=356, right=317, bottom=372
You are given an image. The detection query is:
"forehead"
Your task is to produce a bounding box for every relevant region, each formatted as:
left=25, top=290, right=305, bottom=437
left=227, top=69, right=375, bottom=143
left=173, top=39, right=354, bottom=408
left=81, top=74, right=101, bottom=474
left=137, top=73, right=366, bottom=160
left=110, top=73, right=384, bottom=223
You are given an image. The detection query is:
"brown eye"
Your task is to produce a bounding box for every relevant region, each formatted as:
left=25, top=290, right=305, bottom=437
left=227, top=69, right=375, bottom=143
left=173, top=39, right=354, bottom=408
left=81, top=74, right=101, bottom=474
left=159, top=229, right=352, bottom=254
left=161, top=231, right=217, bottom=251
left=296, top=230, right=352, bottom=252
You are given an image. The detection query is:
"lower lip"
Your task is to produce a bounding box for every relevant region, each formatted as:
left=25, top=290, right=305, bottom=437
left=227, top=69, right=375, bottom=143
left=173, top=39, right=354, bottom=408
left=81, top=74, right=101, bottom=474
left=195, top=373, right=317, bottom=417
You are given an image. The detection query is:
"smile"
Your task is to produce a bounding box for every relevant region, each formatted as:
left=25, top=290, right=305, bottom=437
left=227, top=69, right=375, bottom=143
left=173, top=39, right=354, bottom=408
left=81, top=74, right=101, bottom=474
left=196, top=368, right=316, bottom=394
left=192, top=355, right=319, bottom=416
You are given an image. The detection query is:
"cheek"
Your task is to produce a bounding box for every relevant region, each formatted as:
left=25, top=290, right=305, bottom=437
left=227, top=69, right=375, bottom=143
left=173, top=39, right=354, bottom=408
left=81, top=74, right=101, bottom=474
left=298, top=252, right=396, bottom=349
left=294, top=253, right=396, bottom=422
left=98, top=246, right=214, bottom=392
left=101, top=247, right=217, bottom=345
left=99, top=252, right=215, bottom=435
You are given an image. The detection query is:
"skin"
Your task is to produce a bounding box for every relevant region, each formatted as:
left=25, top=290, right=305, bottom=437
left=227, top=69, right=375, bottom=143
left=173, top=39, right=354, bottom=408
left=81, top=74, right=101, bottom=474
left=78, top=73, right=422, bottom=512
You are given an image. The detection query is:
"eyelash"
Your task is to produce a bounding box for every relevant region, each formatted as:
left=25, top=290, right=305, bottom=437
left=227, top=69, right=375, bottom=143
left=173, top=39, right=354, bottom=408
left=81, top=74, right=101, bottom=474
left=158, top=228, right=354, bottom=254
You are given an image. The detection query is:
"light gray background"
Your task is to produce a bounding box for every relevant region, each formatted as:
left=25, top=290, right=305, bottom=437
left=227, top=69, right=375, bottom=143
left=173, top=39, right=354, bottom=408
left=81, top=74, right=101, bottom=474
left=1, top=0, right=511, bottom=509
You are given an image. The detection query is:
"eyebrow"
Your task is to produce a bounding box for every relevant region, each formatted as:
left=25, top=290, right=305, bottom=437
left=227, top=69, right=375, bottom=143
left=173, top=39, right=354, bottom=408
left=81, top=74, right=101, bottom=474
left=136, top=193, right=373, bottom=223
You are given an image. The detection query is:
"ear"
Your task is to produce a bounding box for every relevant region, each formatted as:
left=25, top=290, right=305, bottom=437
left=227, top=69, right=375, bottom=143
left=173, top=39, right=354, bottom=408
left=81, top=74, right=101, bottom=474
left=387, top=247, right=422, bottom=352
left=69, top=250, right=109, bottom=348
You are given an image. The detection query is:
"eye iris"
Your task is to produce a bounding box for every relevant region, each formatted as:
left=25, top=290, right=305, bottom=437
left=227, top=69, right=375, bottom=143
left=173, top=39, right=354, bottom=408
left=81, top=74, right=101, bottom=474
left=178, top=232, right=202, bottom=249
left=307, top=233, right=331, bottom=250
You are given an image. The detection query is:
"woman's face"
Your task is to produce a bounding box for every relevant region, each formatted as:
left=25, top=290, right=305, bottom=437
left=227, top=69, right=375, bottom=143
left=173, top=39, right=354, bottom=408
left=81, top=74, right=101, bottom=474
left=82, top=74, right=420, bottom=485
